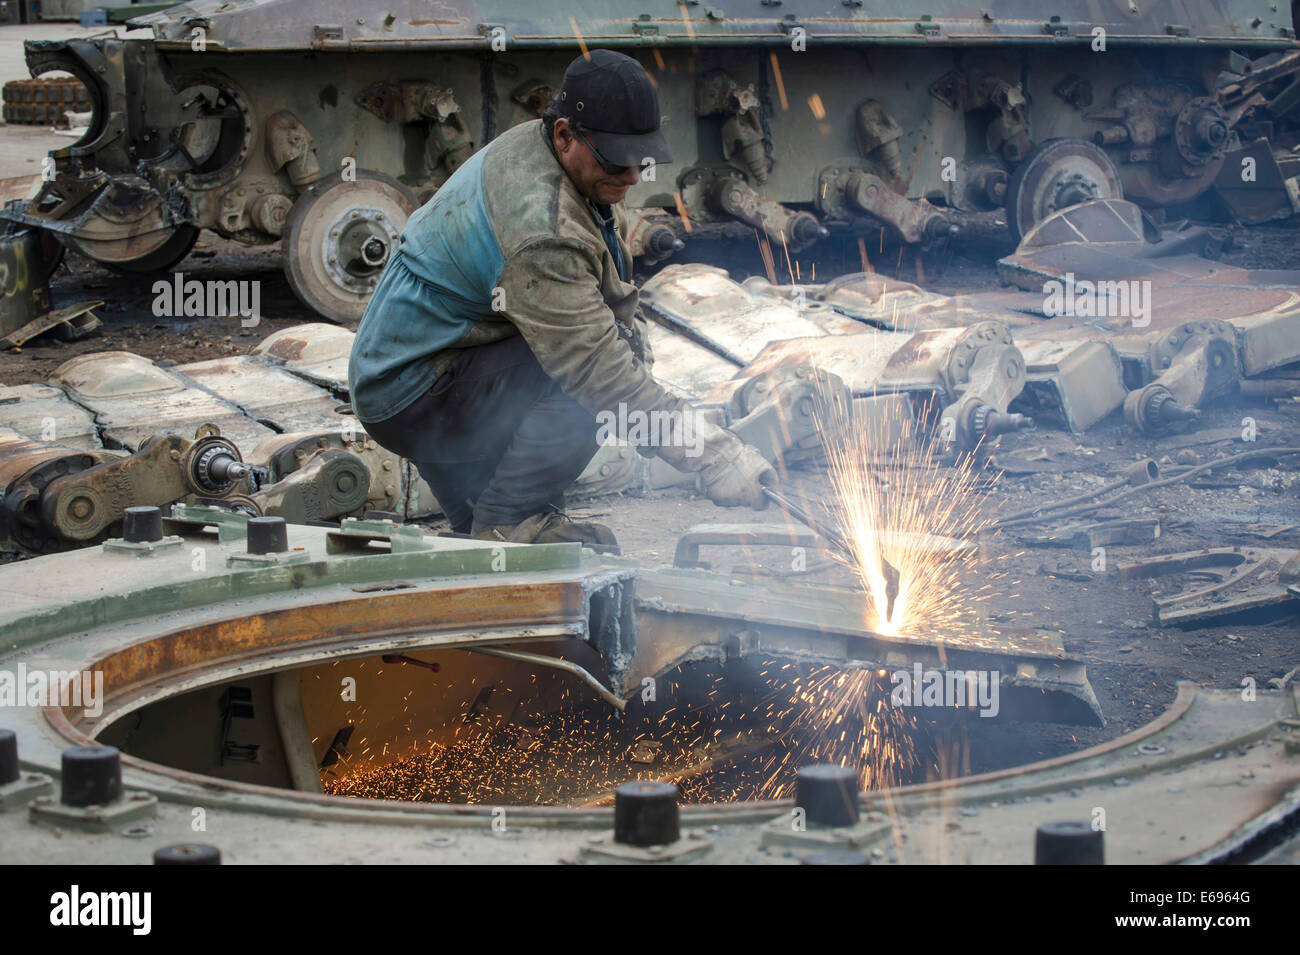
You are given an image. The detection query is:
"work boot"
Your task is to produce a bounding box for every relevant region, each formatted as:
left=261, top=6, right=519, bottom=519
left=471, top=512, right=621, bottom=555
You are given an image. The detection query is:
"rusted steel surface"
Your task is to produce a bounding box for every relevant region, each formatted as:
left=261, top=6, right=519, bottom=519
left=1014, top=338, right=1126, bottom=433
left=9, top=0, right=1294, bottom=327
left=0, top=511, right=1293, bottom=860
left=251, top=322, right=354, bottom=389
left=1116, top=545, right=1300, bottom=625
left=123, top=0, right=1294, bottom=49
left=4, top=199, right=1300, bottom=555
left=74, top=577, right=598, bottom=728
left=733, top=332, right=911, bottom=395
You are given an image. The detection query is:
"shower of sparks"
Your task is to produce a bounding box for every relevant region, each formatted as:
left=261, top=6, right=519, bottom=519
left=748, top=664, right=918, bottom=798
left=323, top=394, right=1001, bottom=806
left=816, top=390, right=998, bottom=638
left=678, top=2, right=696, bottom=43
left=756, top=228, right=778, bottom=284
left=321, top=661, right=927, bottom=805
left=780, top=230, right=797, bottom=286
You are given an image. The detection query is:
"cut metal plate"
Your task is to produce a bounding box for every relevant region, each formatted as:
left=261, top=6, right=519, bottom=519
left=52, top=351, right=274, bottom=453
left=0, top=383, right=100, bottom=450
left=1117, top=546, right=1300, bottom=626
left=633, top=566, right=1103, bottom=726
left=641, top=264, right=833, bottom=366
left=176, top=355, right=346, bottom=433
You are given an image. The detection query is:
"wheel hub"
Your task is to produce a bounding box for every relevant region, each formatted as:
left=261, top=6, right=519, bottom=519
left=1173, top=98, right=1230, bottom=167
left=1005, top=138, right=1123, bottom=242
left=1048, top=171, right=1101, bottom=213
left=282, top=171, right=417, bottom=322
left=325, top=206, right=399, bottom=291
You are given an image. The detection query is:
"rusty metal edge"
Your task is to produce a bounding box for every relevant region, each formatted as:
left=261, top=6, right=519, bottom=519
left=32, top=679, right=1259, bottom=828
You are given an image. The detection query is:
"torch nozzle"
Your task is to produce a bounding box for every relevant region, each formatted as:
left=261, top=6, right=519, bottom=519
left=762, top=485, right=903, bottom=625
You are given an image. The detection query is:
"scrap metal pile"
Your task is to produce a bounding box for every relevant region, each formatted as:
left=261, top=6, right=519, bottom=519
left=3, top=199, right=1299, bottom=566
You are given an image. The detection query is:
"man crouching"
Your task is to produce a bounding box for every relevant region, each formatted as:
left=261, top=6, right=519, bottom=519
left=348, top=50, right=772, bottom=552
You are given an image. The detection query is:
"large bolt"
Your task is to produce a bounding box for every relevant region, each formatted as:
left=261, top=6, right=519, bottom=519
left=154, top=844, right=222, bottom=865
left=979, top=408, right=1035, bottom=437
left=1035, top=820, right=1104, bottom=864
left=246, top=516, right=288, bottom=554
left=338, top=219, right=391, bottom=272
left=613, top=781, right=680, bottom=847
left=0, top=729, right=19, bottom=785
left=195, top=445, right=249, bottom=492
left=796, top=764, right=859, bottom=827
left=61, top=744, right=122, bottom=807
left=207, top=454, right=248, bottom=485
left=923, top=214, right=957, bottom=244
left=983, top=170, right=1008, bottom=205
left=122, top=505, right=163, bottom=544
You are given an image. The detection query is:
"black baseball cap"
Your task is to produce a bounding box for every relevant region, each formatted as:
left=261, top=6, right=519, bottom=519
left=554, top=50, right=672, bottom=166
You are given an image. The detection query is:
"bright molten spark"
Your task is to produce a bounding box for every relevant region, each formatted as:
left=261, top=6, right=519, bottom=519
left=817, top=393, right=995, bottom=638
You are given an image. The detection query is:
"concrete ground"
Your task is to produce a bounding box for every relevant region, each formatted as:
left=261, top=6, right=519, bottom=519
left=0, top=21, right=150, bottom=171
left=0, top=21, right=146, bottom=81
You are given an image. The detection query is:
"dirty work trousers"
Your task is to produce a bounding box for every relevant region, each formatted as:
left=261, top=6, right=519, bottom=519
left=362, top=334, right=600, bottom=533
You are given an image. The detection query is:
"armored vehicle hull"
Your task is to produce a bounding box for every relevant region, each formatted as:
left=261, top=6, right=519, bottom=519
left=6, top=1, right=1295, bottom=319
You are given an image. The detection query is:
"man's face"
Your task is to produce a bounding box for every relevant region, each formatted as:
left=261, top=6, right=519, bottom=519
left=552, top=118, right=642, bottom=205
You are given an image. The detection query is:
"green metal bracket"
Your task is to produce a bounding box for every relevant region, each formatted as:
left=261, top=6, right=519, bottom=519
left=326, top=516, right=432, bottom=555
left=164, top=504, right=252, bottom=545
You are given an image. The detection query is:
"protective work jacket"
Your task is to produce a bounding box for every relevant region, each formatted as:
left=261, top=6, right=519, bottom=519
left=347, top=119, right=682, bottom=432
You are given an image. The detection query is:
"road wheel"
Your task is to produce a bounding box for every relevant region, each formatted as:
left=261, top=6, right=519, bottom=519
left=282, top=171, right=417, bottom=323
left=1005, top=139, right=1123, bottom=243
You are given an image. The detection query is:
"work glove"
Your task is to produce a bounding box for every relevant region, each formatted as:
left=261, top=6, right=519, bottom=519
left=652, top=403, right=775, bottom=507
left=698, top=431, right=775, bottom=509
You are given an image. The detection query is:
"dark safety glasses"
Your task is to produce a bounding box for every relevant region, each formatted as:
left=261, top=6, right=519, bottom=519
left=577, top=131, right=649, bottom=177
